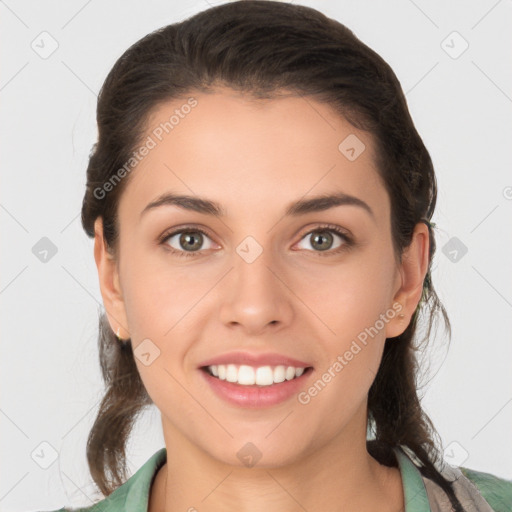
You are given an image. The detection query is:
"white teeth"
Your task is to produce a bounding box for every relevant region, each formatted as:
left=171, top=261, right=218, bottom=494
left=206, top=364, right=308, bottom=386
left=273, top=365, right=286, bottom=383
left=226, top=364, right=238, bottom=383
left=238, top=365, right=255, bottom=385
left=256, top=366, right=273, bottom=386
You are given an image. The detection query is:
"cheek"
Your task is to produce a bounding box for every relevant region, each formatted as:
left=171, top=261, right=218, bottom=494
left=297, top=253, right=395, bottom=338
left=119, top=246, right=211, bottom=340
left=119, top=250, right=219, bottom=398
left=298, top=250, right=395, bottom=406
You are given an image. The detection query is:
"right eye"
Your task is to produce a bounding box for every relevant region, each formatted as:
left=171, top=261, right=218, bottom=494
left=159, top=227, right=217, bottom=257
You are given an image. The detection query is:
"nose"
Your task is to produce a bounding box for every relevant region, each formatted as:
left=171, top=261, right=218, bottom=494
left=218, top=241, right=294, bottom=335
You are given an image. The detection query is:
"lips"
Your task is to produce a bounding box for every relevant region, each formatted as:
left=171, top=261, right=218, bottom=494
left=200, top=364, right=314, bottom=408
left=197, top=352, right=314, bottom=408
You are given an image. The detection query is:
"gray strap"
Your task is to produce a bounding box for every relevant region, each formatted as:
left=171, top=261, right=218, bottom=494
left=422, top=463, right=495, bottom=512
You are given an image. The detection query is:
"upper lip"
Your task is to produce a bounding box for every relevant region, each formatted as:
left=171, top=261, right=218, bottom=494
left=198, top=351, right=312, bottom=369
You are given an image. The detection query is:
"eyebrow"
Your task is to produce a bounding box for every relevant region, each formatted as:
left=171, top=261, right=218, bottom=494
left=140, top=191, right=374, bottom=220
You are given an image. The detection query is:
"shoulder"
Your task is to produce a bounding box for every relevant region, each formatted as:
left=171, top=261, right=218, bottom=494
left=40, top=448, right=167, bottom=512
left=459, top=466, right=512, bottom=512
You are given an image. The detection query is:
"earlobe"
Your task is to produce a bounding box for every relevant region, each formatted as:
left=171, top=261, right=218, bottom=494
left=385, top=222, right=430, bottom=339
left=93, top=217, right=130, bottom=339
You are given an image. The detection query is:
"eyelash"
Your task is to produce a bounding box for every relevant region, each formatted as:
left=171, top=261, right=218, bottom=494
left=158, top=223, right=353, bottom=258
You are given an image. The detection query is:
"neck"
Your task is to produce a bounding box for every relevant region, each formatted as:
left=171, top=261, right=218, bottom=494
left=149, top=415, right=403, bottom=512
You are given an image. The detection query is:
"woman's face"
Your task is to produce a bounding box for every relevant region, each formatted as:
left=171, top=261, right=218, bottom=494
left=95, top=87, right=426, bottom=468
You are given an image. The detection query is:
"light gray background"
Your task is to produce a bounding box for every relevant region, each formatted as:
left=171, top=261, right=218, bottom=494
left=1, top=0, right=511, bottom=510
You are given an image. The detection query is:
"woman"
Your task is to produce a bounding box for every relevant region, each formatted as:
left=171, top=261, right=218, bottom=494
left=47, top=1, right=511, bottom=511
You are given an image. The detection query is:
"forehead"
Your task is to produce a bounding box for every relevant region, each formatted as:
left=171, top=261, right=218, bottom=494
left=118, top=88, right=389, bottom=224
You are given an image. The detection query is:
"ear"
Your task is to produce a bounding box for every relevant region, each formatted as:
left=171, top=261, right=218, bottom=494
left=93, top=217, right=130, bottom=339
left=385, top=221, right=430, bottom=339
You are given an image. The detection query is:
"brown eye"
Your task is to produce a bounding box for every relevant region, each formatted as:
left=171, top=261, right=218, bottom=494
left=177, top=232, right=203, bottom=251
left=309, top=231, right=335, bottom=251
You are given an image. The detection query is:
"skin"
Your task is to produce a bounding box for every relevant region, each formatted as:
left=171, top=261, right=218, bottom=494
left=94, top=87, right=429, bottom=512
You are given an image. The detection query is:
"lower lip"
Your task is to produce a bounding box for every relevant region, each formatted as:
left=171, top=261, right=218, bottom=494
left=200, top=367, right=314, bottom=408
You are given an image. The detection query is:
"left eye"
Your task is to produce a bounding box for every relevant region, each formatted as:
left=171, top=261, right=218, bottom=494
left=296, top=227, right=349, bottom=253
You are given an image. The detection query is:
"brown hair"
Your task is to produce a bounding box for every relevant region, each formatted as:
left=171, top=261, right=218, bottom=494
left=81, top=1, right=462, bottom=509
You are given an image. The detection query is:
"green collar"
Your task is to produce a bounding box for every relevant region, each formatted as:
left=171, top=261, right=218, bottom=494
left=393, top=446, right=431, bottom=512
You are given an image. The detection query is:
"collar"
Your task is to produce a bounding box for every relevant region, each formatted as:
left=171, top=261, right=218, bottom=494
left=122, top=447, right=167, bottom=512
left=393, top=446, right=432, bottom=512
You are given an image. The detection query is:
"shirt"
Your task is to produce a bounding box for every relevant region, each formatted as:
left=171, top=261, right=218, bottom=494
left=45, top=446, right=512, bottom=511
